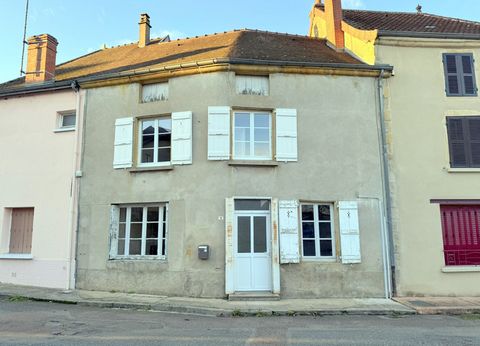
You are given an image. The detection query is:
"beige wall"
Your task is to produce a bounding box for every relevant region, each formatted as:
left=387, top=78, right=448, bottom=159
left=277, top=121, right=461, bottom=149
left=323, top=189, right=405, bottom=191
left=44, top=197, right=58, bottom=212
left=77, top=71, right=388, bottom=298
left=0, top=90, right=77, bottom=289
left=376, top=37, right=480, bottom=296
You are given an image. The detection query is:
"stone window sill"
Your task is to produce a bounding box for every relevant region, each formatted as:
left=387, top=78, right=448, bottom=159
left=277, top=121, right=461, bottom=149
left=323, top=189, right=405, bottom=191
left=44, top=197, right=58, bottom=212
left=228, top=160, right=278, bottom=167
left=53, top=127, right=76, bottom=133
left=129, top=166, right=174, bottom=173
left=447, top=168, right=480, bottom=173
left=442, top=266, right=480, bottom=273
left=0, top=254, right=33, bottom=260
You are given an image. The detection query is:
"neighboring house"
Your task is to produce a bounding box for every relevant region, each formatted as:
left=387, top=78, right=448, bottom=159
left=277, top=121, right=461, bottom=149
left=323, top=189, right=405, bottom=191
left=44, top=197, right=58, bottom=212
left=65, top=14, right=393, bottom=298
left=310, top=0, right=480, bottom=296
left=0, top=34, right=84, bottom=289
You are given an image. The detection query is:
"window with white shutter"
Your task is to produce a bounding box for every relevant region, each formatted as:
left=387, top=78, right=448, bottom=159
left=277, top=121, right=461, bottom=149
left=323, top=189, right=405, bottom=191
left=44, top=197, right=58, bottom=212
left=171, top=111, right=193, bottom=165
left=113, top=117, right=134, bottom=169
left=138, top=116, right=172, bottom=167
left=275, top=108, right=298, bottom=162
left=279, top=200, right=300, bottom=264
left=301, top=203, right=335, bottom=259
left=208, top=106, right=231, bottom=160
left=338, top=201, right=361, bottom=264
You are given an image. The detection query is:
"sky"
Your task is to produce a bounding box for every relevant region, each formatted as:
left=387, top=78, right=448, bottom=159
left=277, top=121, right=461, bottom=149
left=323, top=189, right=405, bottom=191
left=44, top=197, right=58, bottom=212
left=0, top=0, right=479, bottom=83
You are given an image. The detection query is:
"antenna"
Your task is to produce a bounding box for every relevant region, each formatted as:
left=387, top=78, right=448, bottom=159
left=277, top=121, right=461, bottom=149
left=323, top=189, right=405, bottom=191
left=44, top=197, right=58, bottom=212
left=20, top=0, right=30, bottom=76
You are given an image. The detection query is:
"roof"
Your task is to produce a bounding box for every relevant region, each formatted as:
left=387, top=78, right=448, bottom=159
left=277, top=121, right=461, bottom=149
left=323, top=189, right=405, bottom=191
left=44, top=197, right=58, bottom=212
left=316, top=4, right=480, bottom=37
left=1, top=29, right=371, bottom=95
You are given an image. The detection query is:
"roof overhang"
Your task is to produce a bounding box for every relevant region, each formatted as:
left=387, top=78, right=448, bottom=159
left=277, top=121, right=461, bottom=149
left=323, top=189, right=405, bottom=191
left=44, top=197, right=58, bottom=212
left=378, top=30, right=480, bottom=40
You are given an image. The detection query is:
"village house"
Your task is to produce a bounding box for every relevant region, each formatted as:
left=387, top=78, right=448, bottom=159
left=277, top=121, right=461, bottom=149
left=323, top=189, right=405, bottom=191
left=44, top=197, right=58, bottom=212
left=0, top=34, right=85, bottom=289
left=310, top=0, right=480, bottom=296
left=59, top=14, right=394, bottom=298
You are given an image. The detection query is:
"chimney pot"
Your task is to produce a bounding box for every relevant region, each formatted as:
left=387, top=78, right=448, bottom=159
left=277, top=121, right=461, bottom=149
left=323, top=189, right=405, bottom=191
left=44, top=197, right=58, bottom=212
left=25, top=34, right=58, bottom=83
left=139, top=13, right=151, bottom=48
left=324, top=0, right=344, bottom=49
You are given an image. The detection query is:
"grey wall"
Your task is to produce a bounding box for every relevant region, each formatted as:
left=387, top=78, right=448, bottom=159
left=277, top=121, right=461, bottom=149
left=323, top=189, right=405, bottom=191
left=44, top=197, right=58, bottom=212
left=77, top=71, right=386, bottom=298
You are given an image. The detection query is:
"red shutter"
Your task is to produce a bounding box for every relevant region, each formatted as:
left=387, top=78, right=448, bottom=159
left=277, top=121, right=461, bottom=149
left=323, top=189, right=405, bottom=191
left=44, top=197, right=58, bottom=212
left=440, top=205, right=480, bottom=266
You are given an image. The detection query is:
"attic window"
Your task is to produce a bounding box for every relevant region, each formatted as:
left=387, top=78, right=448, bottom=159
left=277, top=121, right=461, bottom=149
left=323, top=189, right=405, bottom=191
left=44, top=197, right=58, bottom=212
left=142, top=82, right=169, bottom=103
left=235, top=75, right=269, bottom=96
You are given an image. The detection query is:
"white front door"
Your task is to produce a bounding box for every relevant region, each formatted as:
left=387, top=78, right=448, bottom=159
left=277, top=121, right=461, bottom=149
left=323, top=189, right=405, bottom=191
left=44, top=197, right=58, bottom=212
left=233, top=212, right=272, bottom=291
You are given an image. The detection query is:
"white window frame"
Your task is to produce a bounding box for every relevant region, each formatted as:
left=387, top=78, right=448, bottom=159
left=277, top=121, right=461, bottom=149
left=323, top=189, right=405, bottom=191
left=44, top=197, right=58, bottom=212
left=300, top=203, right=336, bottom=261
left=55, top=111, right=76, bottom=132
left=232, top=111, right=272, bottom=161
left=112, top=204, right=168, bottom=260
left=137, top=116, right=172, bottom=167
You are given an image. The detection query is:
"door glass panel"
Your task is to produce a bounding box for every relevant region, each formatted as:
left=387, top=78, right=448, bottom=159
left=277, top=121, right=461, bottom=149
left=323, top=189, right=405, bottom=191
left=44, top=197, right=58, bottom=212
left=237, top=216, right=251, bottom=253
left=235, top=199, right=270, bottom=211
left=254, top=216, right=267, bottom=253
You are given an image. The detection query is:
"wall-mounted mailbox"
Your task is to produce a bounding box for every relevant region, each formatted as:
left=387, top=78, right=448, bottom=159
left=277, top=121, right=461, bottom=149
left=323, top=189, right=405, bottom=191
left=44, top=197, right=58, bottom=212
left=198, top=245, right=210, bottom=260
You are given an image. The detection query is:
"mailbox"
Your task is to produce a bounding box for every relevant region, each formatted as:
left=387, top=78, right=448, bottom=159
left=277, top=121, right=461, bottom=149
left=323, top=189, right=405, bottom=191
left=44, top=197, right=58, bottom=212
left=198, top=245, right=210, bottom=260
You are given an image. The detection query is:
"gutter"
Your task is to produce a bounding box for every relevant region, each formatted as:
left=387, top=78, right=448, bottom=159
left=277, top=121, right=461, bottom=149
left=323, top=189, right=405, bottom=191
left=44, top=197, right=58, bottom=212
left=0, top=81, right=73, bottom=98
left=378, top=30, right=480, bottom=40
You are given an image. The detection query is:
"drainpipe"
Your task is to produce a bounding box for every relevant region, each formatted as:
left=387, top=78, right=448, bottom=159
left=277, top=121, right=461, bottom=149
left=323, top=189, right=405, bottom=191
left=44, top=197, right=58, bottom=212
left=377, top=69, right=396, bottom=297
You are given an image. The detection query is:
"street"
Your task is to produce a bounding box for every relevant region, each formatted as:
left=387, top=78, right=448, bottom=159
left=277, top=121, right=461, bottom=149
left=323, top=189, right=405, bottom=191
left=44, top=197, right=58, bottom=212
left=1, top=297, right=480, bottom=345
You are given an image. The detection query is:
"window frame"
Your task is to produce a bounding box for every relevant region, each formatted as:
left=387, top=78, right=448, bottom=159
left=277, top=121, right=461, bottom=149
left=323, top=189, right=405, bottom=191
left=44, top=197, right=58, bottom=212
left=443, top=53, right=478, bottom=97
left=56, top=111, right=76, bottom=132
left=300, top=203, right=336, bottom=261
left=447, top=115, right=480, bottom=168
left=137, top=115, right=172, bottom=168
left=232, top=110, right=273, bottom=161
left=111, top=204, right=168, bottom=260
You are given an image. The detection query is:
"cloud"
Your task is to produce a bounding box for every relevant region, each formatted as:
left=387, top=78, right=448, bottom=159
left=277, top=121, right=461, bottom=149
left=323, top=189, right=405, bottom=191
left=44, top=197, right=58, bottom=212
left=342, top=0, right=365, bottom=9
left=152, top=30, right=186, bottom=40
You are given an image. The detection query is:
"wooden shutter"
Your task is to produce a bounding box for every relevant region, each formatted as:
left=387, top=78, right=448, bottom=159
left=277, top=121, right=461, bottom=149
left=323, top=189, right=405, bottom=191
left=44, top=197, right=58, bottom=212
left=171, top=111, right=193, bottom=165
left=278, top=200, right=300, bottom=264
left=444, top=54, right=461, bottom=96
left=468, top=117, right=480, bottom=167
left=109, top=205, right=120, bottom=258
left=444, top=54, right=478, bottom=96
left=338, top=201, right=361, bottom=264
left=460, top=55, right=477, bottom=96
left=225, top=197, right=234, bottom=294
left=275, top=108, right=298, bottom=162
left=9, top=208, right=34, bottom=254
left=113, top=117, right=134, bottom=169
left=447, top=116, right=480, bottom=168
left=208, top=107, right=230, bottom=160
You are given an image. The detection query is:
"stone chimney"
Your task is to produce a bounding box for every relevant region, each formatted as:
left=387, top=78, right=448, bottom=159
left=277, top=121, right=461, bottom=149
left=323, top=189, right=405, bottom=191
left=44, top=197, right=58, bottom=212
left=25, top=34, right=58, bottom=83
left=324, top=0, right=344, bottom=49
left=139, top=13, right=151, bottom=48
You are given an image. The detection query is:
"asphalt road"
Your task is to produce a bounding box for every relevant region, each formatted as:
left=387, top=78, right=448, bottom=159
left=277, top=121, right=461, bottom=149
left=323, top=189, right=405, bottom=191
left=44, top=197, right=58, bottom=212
left=0, top=297, right=480, bottom=346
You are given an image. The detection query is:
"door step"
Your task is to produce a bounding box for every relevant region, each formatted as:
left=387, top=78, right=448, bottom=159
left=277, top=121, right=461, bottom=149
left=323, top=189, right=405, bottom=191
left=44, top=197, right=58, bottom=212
left=228, top=292, right=280, bottom=301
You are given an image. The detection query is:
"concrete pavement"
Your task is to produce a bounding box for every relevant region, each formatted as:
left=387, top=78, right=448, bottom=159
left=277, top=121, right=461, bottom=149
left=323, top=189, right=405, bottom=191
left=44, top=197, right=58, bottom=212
left=394, top=297, right=480, bottom=315
left=0, top=283, right=413, bottom=317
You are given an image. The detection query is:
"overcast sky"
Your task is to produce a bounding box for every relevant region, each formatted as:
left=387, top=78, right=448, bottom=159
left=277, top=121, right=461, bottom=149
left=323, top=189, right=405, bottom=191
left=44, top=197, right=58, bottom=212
left=1, top=0, right=479, bottom=83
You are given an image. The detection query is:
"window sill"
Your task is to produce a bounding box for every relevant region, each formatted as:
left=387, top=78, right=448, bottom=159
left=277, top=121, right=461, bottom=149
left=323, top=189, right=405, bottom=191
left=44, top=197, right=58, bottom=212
left=301, top=258, right=337, bottom=263
left=53, top=127, right=76, bottom=133
left=129, top=166, right=174, bottom=173
left=228, top=160, right=278, bottom=167
left=109, top=256, right=166, bottom=261
left=442, top=266, right=480, bottom=273
left=0, top=254, right=33, bottom=260
left=447, top=168, right=480, bottom=173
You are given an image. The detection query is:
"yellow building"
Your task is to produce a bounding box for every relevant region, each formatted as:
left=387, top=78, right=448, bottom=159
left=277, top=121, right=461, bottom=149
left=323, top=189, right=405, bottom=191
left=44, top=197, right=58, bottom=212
left=310, top=0, right=480, bottom=296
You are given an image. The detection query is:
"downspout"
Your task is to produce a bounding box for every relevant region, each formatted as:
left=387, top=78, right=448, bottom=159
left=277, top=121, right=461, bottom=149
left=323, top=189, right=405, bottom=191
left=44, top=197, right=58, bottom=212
left=377, top=69, right=396, bottom=297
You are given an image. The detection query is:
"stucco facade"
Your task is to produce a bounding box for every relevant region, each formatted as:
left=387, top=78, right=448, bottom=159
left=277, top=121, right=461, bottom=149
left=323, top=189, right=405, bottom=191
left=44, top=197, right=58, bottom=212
left=76, top=71, right=389, bottom=298
left=376, top=38, right=480, bottom=296
left=0, top=90, right=80, bottom=289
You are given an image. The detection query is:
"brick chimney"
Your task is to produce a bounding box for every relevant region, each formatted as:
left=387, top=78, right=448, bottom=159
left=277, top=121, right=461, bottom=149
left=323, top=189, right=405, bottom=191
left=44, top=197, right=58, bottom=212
left=324, top=0, right=344, bottom=49
left=138, top=13, right=151, bottom=48
left=25, top=34, right=58, bottom=83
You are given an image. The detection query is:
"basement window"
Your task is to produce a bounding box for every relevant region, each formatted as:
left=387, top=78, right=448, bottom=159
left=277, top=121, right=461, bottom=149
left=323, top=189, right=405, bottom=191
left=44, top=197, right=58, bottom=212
left=142, top=82, right=169, bottom=103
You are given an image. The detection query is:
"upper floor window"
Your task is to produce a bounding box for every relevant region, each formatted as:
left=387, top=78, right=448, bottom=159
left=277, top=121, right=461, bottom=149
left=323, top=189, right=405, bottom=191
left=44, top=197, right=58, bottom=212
left=447, top=116, right=480, bottom=168
left=142, top=82, right=169, bottom=103
left=233, top=111, right=272, bottom=160
left=138, top=117, right=172, bottom=166
left=56, top=111, right=76, bottom=131
left=235, top=75, right=269, bottom=96
left=443, top=53, right=477, bottom=97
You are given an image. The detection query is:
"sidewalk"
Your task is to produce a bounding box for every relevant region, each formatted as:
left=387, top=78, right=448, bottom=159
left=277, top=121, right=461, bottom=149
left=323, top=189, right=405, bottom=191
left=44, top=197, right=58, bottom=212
left=394, top=297, right=480, bottom=315
left=0, top=283, right=413, bottom=317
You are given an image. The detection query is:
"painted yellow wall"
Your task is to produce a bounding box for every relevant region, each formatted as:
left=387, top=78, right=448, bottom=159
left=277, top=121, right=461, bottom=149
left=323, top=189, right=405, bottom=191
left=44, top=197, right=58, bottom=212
left=376, top=37, right=480, bottom=296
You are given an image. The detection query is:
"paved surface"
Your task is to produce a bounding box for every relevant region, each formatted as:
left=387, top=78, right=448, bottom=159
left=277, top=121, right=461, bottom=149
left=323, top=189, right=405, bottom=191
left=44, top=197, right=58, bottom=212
left=1, top=298, right=480, bottom=346
left=394, top=297, right=480, bottom=315
left=0, top=284, right=413, bottom=317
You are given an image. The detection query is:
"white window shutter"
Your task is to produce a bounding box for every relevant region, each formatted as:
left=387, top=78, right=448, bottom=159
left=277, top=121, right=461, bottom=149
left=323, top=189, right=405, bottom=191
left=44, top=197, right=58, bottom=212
left=279, top=200, right=300, bottom=264
left=113, top=117, right=134, bottom=169
left=275, top=108, right=297, bottom=162
left=225, top=197, right=235, bottom=294
left=171, top=111, right=193, bottom=165
left=109, top=205, right=120, bottom=258
left=339, top=201, right=361, bottom=264
left=208, top=106, right=230, bottom=160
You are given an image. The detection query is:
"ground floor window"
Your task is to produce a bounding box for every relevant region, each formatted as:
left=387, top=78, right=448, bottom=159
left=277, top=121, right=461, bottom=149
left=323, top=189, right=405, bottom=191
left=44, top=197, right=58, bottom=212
left=112, top=204, right=168, bottom=259
left=300, top=203, right=335, bottom=259
left=8, top=208, right=34, bottom=254
left=440, top=204, right=480, bottom=266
